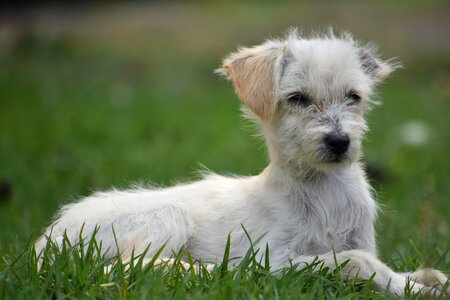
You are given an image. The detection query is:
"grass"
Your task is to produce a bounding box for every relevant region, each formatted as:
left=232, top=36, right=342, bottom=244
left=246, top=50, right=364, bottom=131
left=0, top=1, right=449, bottom=299
left=0, top=230, right=428, bottom=299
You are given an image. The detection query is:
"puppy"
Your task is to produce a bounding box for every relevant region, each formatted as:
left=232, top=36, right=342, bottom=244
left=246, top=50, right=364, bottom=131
left=36, top=30, right=448, bottom=295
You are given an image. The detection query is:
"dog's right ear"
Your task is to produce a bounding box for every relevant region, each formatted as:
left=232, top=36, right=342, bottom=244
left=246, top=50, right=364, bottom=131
left=216, top=43, right=286, bottom=121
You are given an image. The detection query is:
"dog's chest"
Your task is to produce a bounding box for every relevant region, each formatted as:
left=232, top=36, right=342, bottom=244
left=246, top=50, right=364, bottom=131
left=274, top=183, right=370, bottom=257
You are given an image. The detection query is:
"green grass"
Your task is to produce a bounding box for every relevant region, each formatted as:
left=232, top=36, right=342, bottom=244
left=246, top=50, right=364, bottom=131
left=0, top=230, right=433, bottom=299
left=0, top=1, right=449, bottom=299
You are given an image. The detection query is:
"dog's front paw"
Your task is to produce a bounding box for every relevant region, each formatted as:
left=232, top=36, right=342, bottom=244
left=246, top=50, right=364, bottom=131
left=408, top=268, right=449, bottom=295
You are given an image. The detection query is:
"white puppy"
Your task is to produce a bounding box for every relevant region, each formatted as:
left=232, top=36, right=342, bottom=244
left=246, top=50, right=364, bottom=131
left=36, top=30, right=448, bottom=295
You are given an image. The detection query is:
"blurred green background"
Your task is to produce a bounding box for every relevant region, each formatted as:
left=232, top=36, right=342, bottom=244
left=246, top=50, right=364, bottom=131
left=0, top=1, right=449, bottom=269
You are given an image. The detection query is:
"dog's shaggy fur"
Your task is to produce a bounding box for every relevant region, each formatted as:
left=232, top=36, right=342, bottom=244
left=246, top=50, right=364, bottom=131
left=36, top=30, right=448, bottom=295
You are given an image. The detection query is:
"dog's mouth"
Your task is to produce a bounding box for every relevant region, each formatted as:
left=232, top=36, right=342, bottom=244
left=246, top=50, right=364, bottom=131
left=317, top=149, right=354, bottom=167
left=319, top=146, right=351, bottom=163
left=323, top=155, right=347, bottom=163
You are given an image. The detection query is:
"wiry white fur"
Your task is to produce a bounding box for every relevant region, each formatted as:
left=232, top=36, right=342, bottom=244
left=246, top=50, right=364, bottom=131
left=36, top=30, right=448, bottom=296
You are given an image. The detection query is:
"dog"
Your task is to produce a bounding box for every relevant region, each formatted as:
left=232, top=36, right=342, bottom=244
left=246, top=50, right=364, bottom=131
left=36, top=30, right=449, bottom=295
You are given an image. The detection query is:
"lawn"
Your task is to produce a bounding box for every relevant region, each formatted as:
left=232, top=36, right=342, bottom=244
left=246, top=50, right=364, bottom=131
left=0, top=1, right=449, bottom=298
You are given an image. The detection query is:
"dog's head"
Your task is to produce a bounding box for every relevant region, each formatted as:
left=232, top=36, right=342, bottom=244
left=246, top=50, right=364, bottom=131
left=218, top=30, right=396, bottom=172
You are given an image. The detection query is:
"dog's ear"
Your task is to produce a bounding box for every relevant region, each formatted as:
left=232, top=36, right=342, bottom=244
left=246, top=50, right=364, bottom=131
left=358, top=48, right=397, bottom=82
left=217, top=43, right=286, bottom=121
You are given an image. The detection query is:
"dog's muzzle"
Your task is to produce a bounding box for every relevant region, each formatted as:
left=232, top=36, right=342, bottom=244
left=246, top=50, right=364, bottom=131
left=324, top=133, right=350, bottom=157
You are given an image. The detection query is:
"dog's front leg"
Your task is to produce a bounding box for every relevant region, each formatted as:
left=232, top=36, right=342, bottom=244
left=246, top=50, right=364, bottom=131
left=289, top=250, right=432, bottom=295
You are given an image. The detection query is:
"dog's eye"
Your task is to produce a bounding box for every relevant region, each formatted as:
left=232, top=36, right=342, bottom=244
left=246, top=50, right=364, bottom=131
left=347, top=91, right=361, bottom=104
left=287, top=92, right=311, bottom=107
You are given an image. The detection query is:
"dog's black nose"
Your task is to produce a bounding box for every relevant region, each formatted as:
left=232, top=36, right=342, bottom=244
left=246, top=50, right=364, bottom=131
left=324, top=134, right=350, bottom=155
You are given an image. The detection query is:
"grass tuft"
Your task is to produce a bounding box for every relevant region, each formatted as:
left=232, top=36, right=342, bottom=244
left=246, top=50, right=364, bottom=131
left=3, top=233, right=447, bottom=299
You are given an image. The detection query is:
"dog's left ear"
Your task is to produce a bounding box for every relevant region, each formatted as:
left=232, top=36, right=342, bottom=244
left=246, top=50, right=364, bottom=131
left=359, top=48, right=396, bottom=82
left=217, top=43, right=286, bottom=121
